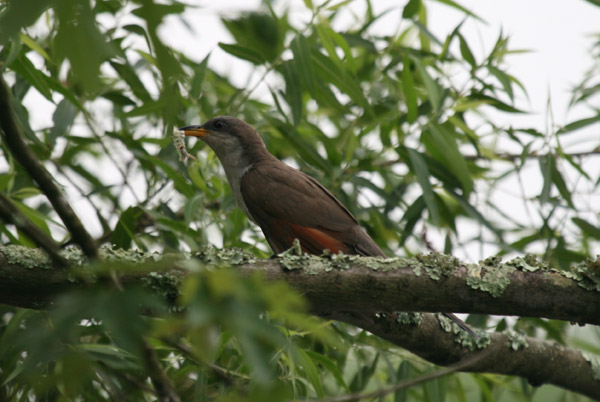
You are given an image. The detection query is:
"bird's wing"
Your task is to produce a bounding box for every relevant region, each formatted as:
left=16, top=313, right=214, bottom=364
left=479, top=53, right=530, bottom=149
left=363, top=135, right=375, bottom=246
left=240, top=159, right=385, bottom=256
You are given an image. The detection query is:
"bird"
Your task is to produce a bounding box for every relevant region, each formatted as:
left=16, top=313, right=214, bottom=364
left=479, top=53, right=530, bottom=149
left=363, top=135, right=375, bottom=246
left=180, top=116, right=477, bottom=337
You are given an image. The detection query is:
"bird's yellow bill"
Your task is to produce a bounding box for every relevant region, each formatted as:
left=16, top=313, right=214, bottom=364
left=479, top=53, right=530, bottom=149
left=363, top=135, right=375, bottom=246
left=182, top=127, right=210, bottom=137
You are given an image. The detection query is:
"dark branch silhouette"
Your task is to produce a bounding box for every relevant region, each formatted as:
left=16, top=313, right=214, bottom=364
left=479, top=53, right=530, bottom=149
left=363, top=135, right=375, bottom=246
left=0, top=74, right=98, bottom=259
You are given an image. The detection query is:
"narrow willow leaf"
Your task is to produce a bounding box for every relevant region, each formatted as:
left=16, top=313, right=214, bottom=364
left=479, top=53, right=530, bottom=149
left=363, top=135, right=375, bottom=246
left=282, top=62, right=303, bottom=126
left=110, top=60, right=152, bottom=102
left=315, top=24, right=344, bottom=71
left=458, top=33, right=476, bottom=67
left=10, top=54, right=53, bottom=101
left=218, top=43, right=264, bottom=65
left=112, top=206, right=145, bottom=249
left=54, top=1, right=113, bottom=92
left=0, top=0, right=49, bottom=44
left=403, top=0, right=422, bottom=18
left=549, top=157, right=574, bottom=208
left=190, top=53, right=210, bottom=99
left=49, top=99, right=78, bottom=147
left=572, top=218, right=600, bottom=239
left=412, top=57, right=441, bottom=112
left=295, top=348, right=325, bottom=397
left=291, top=35, right=317, bottom=95
left=557, top=114, right=600, bottom=134
left=19, top=33, right=51, bottom=62
left=488, top=64, right=514, bottom=101
left=311, top=50, right=372, bottom=113
left=426, top=125, right=473, bottom=194
left=400, top=196, right=426, bottom=245
left=430, top=0, right=485, bottom=22
left=407, top=148, right=440, bottom=225
left=305, top=350, right=348, bottom=390
left=538, top=155, right=552, bottom=205
left=402, top=56, right=418, bottom=123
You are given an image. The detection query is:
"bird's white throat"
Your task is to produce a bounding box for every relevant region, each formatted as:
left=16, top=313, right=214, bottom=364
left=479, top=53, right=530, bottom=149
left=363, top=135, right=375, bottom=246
left=211, top=141, right=255, bottom=223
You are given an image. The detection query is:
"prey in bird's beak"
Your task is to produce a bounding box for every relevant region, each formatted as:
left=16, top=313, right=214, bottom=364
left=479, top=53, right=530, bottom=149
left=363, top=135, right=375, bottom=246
left=179, top=126, right=210, bottom=137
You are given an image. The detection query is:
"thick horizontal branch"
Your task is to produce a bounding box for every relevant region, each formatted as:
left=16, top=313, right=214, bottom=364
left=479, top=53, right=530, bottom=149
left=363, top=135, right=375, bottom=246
left=2, top=248, right=598, bottom=324
left=238, top=253, right=600, bottom=326
left=0, top=246, right=598, bottom=398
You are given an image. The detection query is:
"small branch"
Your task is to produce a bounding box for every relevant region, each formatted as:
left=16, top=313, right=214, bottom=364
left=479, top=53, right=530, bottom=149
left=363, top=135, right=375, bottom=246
left=141, top=340, right=181, bottom=402
left=0, top=74, right=98, bottom=259
left=315, top=347, right=491, bottom=402
left=375, top=148, right=600, bottom=168
left=328, top=312, right=600, bottom=400
left=0, top=193, right=70, bottom=267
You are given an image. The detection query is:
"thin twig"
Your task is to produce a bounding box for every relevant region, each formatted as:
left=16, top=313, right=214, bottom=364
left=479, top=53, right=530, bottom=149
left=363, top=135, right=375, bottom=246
left=375, top=148, right=600, bottom=169
left=0, top=193, right=71, bottom=267
left=0, top=74, right=98, bottom=259
left=313, top=349, right=490, bottom=402
left=141, top=340, right=181, bottom=402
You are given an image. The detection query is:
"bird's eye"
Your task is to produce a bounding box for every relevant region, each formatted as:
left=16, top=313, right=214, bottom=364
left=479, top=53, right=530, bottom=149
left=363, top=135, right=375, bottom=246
left=213, top=120, right=225, bottom=130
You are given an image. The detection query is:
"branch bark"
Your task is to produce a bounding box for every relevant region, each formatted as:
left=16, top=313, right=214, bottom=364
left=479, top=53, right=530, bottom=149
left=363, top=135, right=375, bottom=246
left=0, top=246, right=598, bottom=398
left=0, top=74, right=98, bottom=259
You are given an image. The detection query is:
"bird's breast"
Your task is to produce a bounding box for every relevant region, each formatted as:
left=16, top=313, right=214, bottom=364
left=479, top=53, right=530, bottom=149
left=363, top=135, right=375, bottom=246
left=223, top=163, right=256, bottom=223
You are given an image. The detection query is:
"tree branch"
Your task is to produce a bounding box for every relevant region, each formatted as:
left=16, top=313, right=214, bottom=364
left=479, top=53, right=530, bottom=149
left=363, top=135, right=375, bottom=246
left=0, top=73, right=98, bottom=259
left=0, top=246, right=598, bottom=398
left=141, top=340, right=181, bottom=402
left=0, top=193, right=70, bottom=267
left=328, top=312, right=600, bottom=399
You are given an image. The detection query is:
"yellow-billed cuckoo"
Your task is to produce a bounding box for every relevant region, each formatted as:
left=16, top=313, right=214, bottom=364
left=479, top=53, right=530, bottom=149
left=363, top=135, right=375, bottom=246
left=181, top=116, right=477, bottom=337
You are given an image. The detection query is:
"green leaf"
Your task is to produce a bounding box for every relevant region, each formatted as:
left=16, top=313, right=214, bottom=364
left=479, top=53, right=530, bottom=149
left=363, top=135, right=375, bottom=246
left=431, top=0, right=485, bottom=22
left=111, top=206, right=145, bottom=249
left=403, top=0, right=422, bottom=18
left=190, top=53, right=210, bottom=99
left=395, top=361, right=412, bottom=402
left=424, top=125, right=473, bottom=195
left=218, top=43, right=265, bottom=65
left=282, top=62, right=303, bottom=126
left=549, top=156, right=574, bottom=208
left=412, top=57, right=441, bottom=112
left=291, top=35, right=317, bottom=96
left=9, top=53, right=53, bottom=101
left=221, top=12, right=283, bottom=63
left=305, top=350, right=348, bottom=390
left=311, top=50, right=372, bottom=113
left=349, top=353, right=379, bottom=392
left=109, top=60, right=152, bottom=102
left=295, top=347, right=324, bottom=397
left=573, top=217, right=600, bottom=238
left=487, top=64, right=514, bottom=101
left=402, top=56, right=418, bottom=123
left=557, top=114, right=600, bottom=134
left=49, top=99, right=78, bottom=147
left=0, top=0, right=49, bottom=43
left=407, top=148, right=440, bottom=225
left=19, top=33, right=51, bottom=62
left=458, top=33, right=476, bottom=67
left=54, top=0, right=113, bottom=93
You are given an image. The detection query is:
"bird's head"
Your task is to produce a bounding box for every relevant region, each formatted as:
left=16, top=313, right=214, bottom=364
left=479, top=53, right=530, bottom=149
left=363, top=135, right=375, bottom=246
left=180, top=116, right=267, bottom=166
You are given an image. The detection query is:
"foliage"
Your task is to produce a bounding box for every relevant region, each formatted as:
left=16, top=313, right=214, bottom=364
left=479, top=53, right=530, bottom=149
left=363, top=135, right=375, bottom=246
left=0, top=0, right=599, bottom=400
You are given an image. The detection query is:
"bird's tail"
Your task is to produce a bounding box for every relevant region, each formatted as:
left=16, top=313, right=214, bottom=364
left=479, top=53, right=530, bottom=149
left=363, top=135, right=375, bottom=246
left=443, top=313, right=479, bottom=338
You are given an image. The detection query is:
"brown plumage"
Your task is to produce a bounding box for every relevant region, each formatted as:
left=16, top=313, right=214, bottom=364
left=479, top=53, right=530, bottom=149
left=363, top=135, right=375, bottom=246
left=181, top=116, right=385, bottom=257
left=181, top=116, right=477, bottom=337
